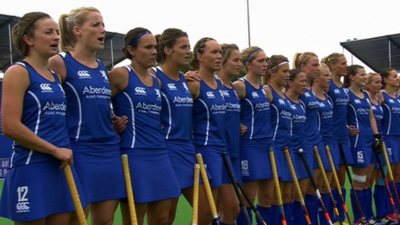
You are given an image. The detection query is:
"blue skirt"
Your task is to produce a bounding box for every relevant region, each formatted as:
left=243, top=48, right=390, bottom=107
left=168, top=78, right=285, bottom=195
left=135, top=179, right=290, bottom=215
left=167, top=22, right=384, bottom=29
left=292, top=147, right=313, bottom=180
left=71, top=141, right=126, bottom=204
left=274, top=143, right=294, bottom=182
left=0, top=160, right=85, bottom=222
left=194, top=145, right=225, bottom=188
left=240, top=139, right=274, bottom=182
left=167, top=140, right=198, bottom=190
left=121, top=148, right=181, bottom=204
left=222, top=155, right=242, bottom=184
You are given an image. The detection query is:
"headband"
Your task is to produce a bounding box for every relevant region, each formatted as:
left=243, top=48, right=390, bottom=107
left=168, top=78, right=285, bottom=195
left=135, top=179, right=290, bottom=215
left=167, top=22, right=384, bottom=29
left=271, top=61, right=289, bottom=70
left=129, top=31, right=151, bottom=46
left=243, top=48, right=261, bottom=65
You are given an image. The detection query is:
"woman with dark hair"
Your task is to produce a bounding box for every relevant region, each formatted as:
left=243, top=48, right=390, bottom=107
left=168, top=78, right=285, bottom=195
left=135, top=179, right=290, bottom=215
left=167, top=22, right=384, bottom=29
left=0, top=11, right=84, bottom=224
left=345, top=64, right=380, bottom=224
left=108, top=27, right=181, bottom=225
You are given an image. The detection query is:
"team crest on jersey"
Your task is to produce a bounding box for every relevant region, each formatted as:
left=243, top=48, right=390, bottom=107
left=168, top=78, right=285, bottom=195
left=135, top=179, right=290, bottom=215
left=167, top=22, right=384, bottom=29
left=40, top=83, right=53, bottom=93
left=182, top=82, right=189, bottom=92
left=77, top=70, right=91, bottom=79
left=319, top=102, right=325, bottom=107
left=58, top=84, right=65, bottom=96
left=354, top=99, right=361, bottom=104
left=291, top=104, right=297, bottom=110
left=389, top=99, right=395, bottom=103
left=252, top=92, right=259, bottom=98
left=206, top=91, right=215, bottom=98
left=135, top=87, right=147, bottom=95
left=334, top=89, right=340, bottom=94
left=167, top=83, right=177, bottom=90
left=100, top=70, right=109, bottom=83
left=219, top=90, right=225, bottom=99
left=155, top=89, right=161, bottom=99
left=304, top=92, right=311, bottom=97
left=278, top=99, right=286, bottom=105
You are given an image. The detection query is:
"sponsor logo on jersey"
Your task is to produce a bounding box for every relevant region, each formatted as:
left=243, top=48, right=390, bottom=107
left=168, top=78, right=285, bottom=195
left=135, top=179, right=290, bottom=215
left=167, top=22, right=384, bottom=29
left=334, top=89, right=340, bottom=94
left=252, top=92, right=259, bottom=98
left=77, top=70, right=91, bottom=79
left=83, top=86, right=112, bottom=96
left=206, top=91, right=215, bottom=98
left=354, top=99, right=361, bottom=104
left=173, top=96, right=193, bottom=104
left=291, top=104, right=297, bottom=110
left=319, top=102, right=325, bottom=107
left=357, top=107, right=370, bottom=114
left=389, top=99, right=394, bottom=103
left=167, top=83, right=177, bottom=90
left=16, top=202, right=30, bottom=213
left=43, top=101, right=67, bottom=111
left=222, top=90, right=230, bottom=97
left=278, top=99, right=286, bottom=105
left=136, top=102, right=162, bottom=112
left=40, top=83, right=53, bottom=92
left=135, top=87, right=147, bottom=95
left=304, top=92, right=311, bottom=97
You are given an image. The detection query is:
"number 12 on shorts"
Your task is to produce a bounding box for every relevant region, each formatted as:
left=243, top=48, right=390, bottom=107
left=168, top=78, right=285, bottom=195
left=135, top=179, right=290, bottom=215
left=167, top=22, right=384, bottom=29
left=17, top=186, right=29, bottom=202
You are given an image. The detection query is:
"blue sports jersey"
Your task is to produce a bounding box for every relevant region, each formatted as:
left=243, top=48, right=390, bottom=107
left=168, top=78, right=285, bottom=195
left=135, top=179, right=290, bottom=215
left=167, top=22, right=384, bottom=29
left=239, top=78, right=273, bottom=140
left=299, top=88, right=322, bottom=145
left=10, top=62, right=70, bottom=167
left=287, top=96, right=306, bottom=151
left=222, top=82, right=241, bottom=157
left=152, top=67, right=193, bottom=142
left=317, top=93, right=334, bottom=142
left=267, top=86, right=292, bottom=147
left=381, top=90, right=400, bottom=136
left=112, top=66, right=165, bottom=150
left=327, top=81, right=350, bottom=141
left=59, top=52, right=118, bottom=143
left=192, top=76, right=226, bottom=147
left=371, top=98, right=384, bottom=136
left=347, top=90, right=374, bottom=148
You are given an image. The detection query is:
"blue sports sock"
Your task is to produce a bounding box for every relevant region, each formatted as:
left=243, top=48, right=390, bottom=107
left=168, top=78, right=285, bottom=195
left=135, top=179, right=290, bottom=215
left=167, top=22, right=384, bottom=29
left=236, top=207, right=252, bottom=225
left=341, top=188, right=346, bottom=221
left=389, top=183, right=398, bottom=214
left=319, top=194, right=331, bottom=225
left=256, top=205, right=271, bottom=225
left=271, top=204, right=281, bottom=225
left=282, top=203, right=292, bottom=225
left=365, top=188, right=374, bottom=219
left=292, top=201, right=307, bottom=225
left=375, top=185, right=388, bottom=218
left=330, top=189, right=339, bottom=223
left=351, top=189, right=364, bottom=223
left=305, top=194, right=318, bottom=225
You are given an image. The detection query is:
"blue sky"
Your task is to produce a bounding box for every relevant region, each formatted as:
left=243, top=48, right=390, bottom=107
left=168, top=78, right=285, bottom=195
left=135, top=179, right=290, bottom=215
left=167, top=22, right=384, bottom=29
left=1, top=0, right=398, bottom=76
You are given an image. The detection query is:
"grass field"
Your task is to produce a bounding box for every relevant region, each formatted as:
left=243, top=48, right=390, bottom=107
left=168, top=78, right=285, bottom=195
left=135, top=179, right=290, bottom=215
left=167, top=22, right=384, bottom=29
left=0, top=178, right=361, bottom=224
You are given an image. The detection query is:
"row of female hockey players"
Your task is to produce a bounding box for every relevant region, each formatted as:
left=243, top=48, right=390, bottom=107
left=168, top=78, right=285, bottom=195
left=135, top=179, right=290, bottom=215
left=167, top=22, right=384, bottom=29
left=1, top=5, right=399, bottom=225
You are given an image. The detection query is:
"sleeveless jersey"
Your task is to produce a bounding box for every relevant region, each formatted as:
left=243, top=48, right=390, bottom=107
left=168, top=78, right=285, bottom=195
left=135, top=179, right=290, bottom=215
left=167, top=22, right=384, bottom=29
left=152, top=67, right=193, bottom=142
left=287, top=96, right=306, bottom=151
left=10, top=62, right=70, bottom=167
left=347, top=90, right=374, bottom=148
left=239, top=78, right=273, bottom=140
left=381, top=90, right=400, bottom=136
left=222, top=82, right=241, bottom=157
left=59, top=52, right=118, bottom=143
left=317, top=93, right=334, bottom=141
left=299, top=88, right=321, bottom=145
left=112, top=66, right=165, bottom=150
left=267, top=86, right=292, bottom=147
left=371, top=98, right=384, bottom=136
left=192, top=76, right=226, bottom=147
left=328, top=81, right=350, bottom=141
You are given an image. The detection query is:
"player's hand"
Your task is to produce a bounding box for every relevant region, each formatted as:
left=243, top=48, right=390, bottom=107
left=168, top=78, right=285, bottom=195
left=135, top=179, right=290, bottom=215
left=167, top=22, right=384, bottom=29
left=240, top=123, right=247, bottom=136
left=372, top=134, right=383, bottom=154
left=112, top=115, right=128, bottom=134
left=349, top=125, right=360, bottom=136
left=52, top=147, right=73, bottom=168
left=185, top=70, right=200, bottom=82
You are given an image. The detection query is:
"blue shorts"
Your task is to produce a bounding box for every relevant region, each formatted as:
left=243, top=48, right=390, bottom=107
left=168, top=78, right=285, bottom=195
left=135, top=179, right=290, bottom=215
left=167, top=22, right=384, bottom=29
left=337, top=140, right=353, bottom=165
left=194, top=145, right=225, bottom=189
left=0, top=160, right=86, bottom=222
left=167, top=140, right=199, bottom=189
left=240, top=139, right=274, bottom=182
left=274, top=144, right=294, bottom=182
left=383, top=136, right=400, bottom=164
left=329, top=141, right=343, bottom=170
left=71, top=141, right=126, bottom=204
left=292, top=147, right=313, bottom=180
left=351, top=146, right=376, bottom=168
left=313, top=139, right=333, bottom=171
left=121, top=148, right=181, bottom=204
left=222, top=155, right=242, bottom=184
